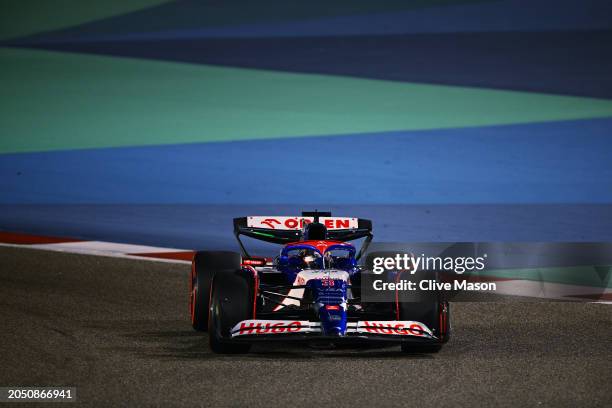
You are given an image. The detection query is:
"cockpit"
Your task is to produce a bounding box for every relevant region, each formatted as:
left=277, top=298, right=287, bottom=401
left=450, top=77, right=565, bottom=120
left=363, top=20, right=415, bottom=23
left=279, top=244, right=357, bottom=272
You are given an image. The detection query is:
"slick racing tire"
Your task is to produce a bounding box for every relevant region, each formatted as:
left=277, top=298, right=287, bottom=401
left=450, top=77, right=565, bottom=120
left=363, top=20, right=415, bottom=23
left=397, top=270, right=450, bottom=353
left=190, top=251, right=241, bottom=331
left=208, top=270, right=254, bottom=354
left=399, top=300, right=450, bottom=353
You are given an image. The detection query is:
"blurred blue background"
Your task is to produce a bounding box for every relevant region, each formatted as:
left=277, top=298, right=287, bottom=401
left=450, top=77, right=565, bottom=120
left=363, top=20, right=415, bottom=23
left=1, top=0, right=611, bottom=250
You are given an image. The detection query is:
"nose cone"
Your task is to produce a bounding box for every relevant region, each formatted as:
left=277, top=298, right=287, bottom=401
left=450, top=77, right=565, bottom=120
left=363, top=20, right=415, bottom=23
left=318, top=305, right=347, bottom=336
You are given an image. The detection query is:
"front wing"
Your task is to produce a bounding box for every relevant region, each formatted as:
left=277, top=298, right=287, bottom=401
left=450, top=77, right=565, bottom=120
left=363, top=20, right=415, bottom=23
left=230, top=319, right=436, bottom=342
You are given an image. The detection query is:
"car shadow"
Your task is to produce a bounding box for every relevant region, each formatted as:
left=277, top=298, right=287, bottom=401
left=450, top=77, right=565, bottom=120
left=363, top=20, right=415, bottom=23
left=123, top=329, right=436, bottom=360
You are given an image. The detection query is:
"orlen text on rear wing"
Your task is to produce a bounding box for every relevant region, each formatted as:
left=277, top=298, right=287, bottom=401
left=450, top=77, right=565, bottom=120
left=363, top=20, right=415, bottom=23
left=233, top=212, right=372, bottom=258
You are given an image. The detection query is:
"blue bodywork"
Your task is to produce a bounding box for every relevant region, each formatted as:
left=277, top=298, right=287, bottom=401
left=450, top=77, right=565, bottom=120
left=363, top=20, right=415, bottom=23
left=276, top=241, right=358, bottom=336
left=309, top=279, right=348, bottom=336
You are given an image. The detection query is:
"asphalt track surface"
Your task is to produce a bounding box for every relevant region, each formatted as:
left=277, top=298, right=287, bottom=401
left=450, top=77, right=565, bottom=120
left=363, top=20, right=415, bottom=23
left=1, top=247, right=610, bottom=407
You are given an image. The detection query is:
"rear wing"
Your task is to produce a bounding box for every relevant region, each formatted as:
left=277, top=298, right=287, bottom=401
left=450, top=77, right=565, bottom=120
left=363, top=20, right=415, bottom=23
left=233, top=212, right=373, bottom=258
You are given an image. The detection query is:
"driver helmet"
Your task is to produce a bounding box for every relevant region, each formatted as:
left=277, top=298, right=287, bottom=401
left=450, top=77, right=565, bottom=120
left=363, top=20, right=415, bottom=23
left=300, top=249, right=322, bottom=269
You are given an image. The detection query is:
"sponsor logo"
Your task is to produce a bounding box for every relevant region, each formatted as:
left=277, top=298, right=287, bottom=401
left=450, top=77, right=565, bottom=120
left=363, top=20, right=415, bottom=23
left=231, top=320, right=433, bottom=338
left=247, top=216, right=358, bottom=230
left=235, top=320, right=303, bottom=336
left=261, top=218, right=281, bottom=229
left=322, top=218, right=352, bottom=229
left=360, top=321, right=430, bottom=337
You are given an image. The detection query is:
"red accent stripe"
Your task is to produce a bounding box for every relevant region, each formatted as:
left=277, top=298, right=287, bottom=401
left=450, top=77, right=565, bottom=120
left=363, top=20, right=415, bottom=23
left=244, top=265, right=259, bottom=319
left=439, top=302, right=447, bottom=341
left=129, top=251, right=195, bottom=262
left=0, top=231, right=82, bottom=245
left=394, top=271, right=403, bottom=320
left=190, top=259, right=196, bottom=324
left=444, top=303, right=450, bottom=338
left=242, top=258, right=266, bottom=266
left=439, top=303, right=444, bottom=339
left=444, top=305, right=447, bottom=336
left=253, top=272, right=259, bottom=319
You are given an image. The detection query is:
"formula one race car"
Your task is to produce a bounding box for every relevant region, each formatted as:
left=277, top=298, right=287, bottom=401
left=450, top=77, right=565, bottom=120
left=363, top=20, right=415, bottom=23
left=190, top=211, right=449, bottom=354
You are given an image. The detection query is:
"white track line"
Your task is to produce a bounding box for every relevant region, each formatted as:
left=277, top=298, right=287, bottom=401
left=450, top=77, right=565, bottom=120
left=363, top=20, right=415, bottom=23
left=0, top=242, right=191, bottom=264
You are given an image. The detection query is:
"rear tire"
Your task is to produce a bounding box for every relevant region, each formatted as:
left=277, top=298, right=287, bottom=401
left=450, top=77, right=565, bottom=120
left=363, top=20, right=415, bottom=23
left=208, top=271, right=253, bottom=354
left=190, top=251, right=241, bottom=331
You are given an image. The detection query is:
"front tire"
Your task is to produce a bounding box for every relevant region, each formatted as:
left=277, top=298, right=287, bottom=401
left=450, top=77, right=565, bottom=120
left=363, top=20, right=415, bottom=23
left=397, top=270, right=450, bottom=353
left=190, top=251, right=241, bottom=331
left=208, top=271, right=253, bottom=354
